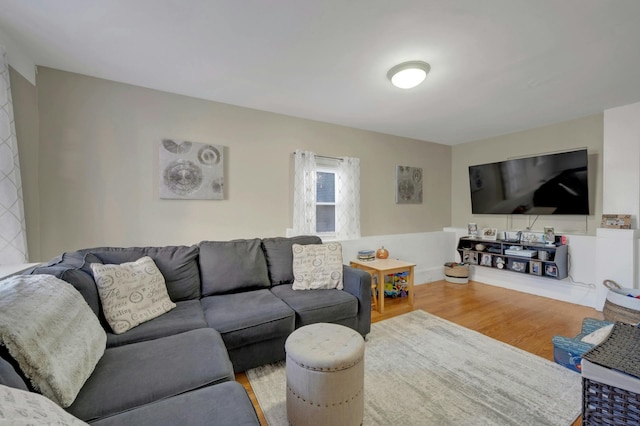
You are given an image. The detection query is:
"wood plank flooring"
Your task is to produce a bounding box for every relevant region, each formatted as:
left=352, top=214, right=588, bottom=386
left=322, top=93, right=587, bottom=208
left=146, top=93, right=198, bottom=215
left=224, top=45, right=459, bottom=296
left=237, top=280, right=601, bottom=425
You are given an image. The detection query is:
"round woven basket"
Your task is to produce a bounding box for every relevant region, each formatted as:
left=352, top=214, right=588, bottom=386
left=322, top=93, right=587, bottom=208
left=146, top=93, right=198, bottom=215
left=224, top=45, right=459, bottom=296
left=445, top=264, right=469, bottom=278
left=602, top=280, right=640, bottom=324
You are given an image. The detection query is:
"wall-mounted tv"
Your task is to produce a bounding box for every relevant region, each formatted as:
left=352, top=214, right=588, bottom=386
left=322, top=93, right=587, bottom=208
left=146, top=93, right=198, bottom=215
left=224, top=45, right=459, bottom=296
left=468, top=149, right=589, bottom=215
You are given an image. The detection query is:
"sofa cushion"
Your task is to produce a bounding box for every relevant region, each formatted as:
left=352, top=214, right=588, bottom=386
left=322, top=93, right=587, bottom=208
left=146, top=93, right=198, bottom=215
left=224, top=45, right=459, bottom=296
left=67, top=328, right=234, bottom=422
left=0, top=384, right=88, bottom=425
left=0, top=353, right=28, bottom=391
left=29, top=261, right=103, bottom=319
left=106, top=300, right=207, bottom=347
left=89, top=381, right=260, bottom=426
left=271, top=284, right=358, bottom=327
left=201, top=289, right=294, bottom=350
left=79, top=246, right=201, bottom=301
left=261, top=235, right=322, bottom=285
left=292, top=243, right=344, bottom=290
left=199, top=239, right=270, bottom=296
left=90, top=256, right=177, bottom=334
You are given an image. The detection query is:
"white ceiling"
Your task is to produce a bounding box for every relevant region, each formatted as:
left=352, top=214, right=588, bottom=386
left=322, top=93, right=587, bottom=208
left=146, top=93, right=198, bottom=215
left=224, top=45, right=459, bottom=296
left=1, top=0, right=639, bottom=145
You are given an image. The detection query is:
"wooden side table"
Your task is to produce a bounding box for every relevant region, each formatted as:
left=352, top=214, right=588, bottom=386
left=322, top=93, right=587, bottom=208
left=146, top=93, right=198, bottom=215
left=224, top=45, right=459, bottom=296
left=349, top=259, right=415, bottom=314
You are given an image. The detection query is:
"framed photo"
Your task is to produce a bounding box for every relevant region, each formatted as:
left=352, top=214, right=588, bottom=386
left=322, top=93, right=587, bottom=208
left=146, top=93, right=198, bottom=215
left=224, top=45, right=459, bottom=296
left=493, top=256, right=506, bottom=269
left=468, top=223, right=478, bottom=237
left=480, top=253, right=492, bottom=267
left=463, top=250, right=478, bottom=265
left=481, top=228, right=498, bottom=240
left=545, top=264, right=558, bottom=277
left=544, top=227, right=555, bottom=244
left=529, top=260, right=542, bottom=276
left=510, top=260, right=527, bottom=273
left=601, top=214, right=631, bottom=229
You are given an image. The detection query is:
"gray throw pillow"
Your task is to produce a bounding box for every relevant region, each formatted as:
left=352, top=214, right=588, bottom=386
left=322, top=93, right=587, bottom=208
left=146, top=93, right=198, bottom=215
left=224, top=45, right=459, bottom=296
left=262, top=236, right=322, bottom=285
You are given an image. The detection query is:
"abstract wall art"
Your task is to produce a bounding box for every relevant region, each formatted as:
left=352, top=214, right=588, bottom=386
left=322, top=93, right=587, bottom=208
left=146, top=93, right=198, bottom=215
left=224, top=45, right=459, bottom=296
left=159, top=139, right=224, bottom=200
left=395, top=165, right=423, bottom=204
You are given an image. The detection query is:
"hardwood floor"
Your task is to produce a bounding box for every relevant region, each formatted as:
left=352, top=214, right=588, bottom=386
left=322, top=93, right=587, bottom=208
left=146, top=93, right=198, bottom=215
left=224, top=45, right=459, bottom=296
left=237, top=280, right=601, bottom=425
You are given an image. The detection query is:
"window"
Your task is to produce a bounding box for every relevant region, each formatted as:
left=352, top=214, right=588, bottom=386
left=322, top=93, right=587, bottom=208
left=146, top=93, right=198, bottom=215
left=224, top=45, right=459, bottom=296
left=316, top=169, right=336, bottom=234
left=292, top=150, right=360, bottom=240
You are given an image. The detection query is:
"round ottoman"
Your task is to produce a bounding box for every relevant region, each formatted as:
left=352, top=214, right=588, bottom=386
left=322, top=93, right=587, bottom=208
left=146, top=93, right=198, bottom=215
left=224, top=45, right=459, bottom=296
left=285, top=323, right=365, bottom=426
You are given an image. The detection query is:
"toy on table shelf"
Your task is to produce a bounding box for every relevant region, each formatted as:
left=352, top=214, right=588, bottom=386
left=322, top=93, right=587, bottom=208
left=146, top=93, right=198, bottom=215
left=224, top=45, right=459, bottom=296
left=383, top=272, right=409, bottom=298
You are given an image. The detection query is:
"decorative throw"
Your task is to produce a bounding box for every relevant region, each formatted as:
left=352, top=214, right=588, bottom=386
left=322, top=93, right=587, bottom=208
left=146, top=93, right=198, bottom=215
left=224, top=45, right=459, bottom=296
left=0, top=274, right=106, bottom=407
left=292, top=243, right=343, bottom=290
left=0, top=384, right=88, bottom=425
left=90, top=256, right=176, bottom=334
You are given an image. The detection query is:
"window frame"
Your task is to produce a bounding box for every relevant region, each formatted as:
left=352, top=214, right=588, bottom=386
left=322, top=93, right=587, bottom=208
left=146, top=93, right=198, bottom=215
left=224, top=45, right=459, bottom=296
left=315, top=158, right=339, bottom=239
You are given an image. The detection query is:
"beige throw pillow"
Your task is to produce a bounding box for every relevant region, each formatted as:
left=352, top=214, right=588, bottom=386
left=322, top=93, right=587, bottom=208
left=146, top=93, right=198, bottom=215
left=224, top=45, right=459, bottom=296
left=292, top=243, right=343, bottom=290
left=90, top=256, right=176, bottom=334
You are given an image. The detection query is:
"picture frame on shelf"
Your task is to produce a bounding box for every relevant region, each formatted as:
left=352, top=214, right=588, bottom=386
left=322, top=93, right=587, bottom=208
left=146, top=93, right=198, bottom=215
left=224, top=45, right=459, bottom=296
left=529, top=260, right=542, bottom=276
left=462, top=250, right=478, bottom=265
left=480, top=253, right=492, bottom=266
left=545, top=264, right=558, bottom=277
left=481, top=228, right=498, bottom=240
left=510, top=260, right=527, bottom=273
left=544, top=227, right=555, bottom=245
left=601, top=214, right=631, bottom=229
left=468, top=223, right=478, bottom=237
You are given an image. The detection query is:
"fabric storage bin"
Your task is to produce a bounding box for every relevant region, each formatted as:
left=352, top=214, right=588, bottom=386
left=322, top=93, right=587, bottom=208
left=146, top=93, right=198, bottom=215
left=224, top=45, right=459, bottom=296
left=582, top=322, right=640, bottom=425
left=602, top=280, right=640, bottom=324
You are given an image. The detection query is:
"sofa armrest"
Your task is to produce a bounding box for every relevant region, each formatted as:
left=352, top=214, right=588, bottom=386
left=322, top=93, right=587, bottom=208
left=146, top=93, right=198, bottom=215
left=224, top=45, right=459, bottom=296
left=342, top=265, right=371, bottom=336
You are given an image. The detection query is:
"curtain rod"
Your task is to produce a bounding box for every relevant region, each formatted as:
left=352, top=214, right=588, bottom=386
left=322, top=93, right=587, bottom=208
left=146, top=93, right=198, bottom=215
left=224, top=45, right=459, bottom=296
left=293, top=152, right=343, bottom=161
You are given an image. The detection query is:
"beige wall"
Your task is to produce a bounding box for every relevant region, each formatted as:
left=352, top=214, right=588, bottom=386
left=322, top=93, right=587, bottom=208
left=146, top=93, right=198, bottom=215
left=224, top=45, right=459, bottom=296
left=451, top=114, right=604, bottom=235
left=30, top=67, right=451, bottom=260
left=10, top=67, right=40, bottom=261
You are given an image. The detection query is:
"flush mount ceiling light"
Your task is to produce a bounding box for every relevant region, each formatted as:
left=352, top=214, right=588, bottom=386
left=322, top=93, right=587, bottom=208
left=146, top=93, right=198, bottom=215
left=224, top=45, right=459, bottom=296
left=387, top=61, right=431, bottom=89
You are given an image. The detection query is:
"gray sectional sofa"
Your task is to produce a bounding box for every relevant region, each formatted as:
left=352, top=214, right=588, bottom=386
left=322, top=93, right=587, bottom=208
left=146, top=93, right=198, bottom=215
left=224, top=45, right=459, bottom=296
left=0, top=236, right=371, bottom=425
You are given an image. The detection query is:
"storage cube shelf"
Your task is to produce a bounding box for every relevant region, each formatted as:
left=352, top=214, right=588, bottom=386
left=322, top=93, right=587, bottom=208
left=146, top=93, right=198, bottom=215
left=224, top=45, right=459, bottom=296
left=457, top=237, right=568, bottom=280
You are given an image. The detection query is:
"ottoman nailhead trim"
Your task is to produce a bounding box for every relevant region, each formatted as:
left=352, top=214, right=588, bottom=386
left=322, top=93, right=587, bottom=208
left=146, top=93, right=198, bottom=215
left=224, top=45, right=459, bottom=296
left=290, top=355, right=364, bottom=372
left=287, top=386, right=363, bottom=407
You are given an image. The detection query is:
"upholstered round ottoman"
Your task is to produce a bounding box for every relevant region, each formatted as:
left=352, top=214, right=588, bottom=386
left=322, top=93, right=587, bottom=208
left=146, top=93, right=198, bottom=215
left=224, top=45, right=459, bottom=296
left=285, top=323, right=365, bottom=426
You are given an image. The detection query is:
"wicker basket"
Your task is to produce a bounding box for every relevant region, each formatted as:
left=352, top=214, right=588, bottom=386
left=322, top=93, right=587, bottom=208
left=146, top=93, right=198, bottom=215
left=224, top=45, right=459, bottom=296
left=444, top=263, right=469, bottom=284
left=445, top=264, right=469, bottom=278
left=582, top=322, right=640, bottom=424
left=602, top=280, right=640, bottom=324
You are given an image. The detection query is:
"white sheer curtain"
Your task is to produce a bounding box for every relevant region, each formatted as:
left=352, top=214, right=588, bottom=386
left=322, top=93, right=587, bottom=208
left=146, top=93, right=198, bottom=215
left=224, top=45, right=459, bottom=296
left=292, top=150, right=317, bottom=235
left=336, top=157, right=360, bottom=240
left=292, top=150, right=361, bottom=240
left=0, top=46, right=28, bottom=264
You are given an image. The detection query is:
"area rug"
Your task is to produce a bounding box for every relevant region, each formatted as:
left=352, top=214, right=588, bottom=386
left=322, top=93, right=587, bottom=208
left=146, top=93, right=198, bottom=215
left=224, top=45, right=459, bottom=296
left=247, top=310, right=581, bottom=425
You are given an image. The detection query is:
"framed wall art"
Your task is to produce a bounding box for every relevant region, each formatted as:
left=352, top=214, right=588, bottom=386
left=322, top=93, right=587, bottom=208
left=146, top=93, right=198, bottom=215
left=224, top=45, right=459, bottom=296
left=395, top=165, right=423, bottom=204
left=159, top=139, right=225, bottom=200
left=601, top=214, right=631, bottom=229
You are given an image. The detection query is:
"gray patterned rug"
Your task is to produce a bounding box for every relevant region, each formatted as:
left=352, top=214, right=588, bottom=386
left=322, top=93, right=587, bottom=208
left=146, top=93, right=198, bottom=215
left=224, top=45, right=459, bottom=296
left=247, top=310, right=581, bottom=425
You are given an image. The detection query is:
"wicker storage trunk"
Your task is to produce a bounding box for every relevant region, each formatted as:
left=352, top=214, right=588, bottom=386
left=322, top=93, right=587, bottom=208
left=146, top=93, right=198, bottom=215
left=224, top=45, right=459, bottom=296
left=582, top=322, right=640, bottom=425
left=602, top=280, right=640, bottom=324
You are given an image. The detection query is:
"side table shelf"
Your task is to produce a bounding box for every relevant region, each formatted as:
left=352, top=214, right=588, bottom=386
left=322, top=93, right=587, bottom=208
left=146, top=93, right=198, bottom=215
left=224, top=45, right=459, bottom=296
left=456, top=237, right=568, bottom=280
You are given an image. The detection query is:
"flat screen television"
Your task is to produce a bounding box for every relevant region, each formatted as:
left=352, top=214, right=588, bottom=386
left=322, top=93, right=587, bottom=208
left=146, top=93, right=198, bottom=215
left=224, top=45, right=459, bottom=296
left=468, top=149, right=589, bottom=215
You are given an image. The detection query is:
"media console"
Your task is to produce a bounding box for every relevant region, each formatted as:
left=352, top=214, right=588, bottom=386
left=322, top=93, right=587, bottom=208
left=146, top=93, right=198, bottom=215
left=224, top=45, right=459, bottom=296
left=456, top=237, right=568, bottom=280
